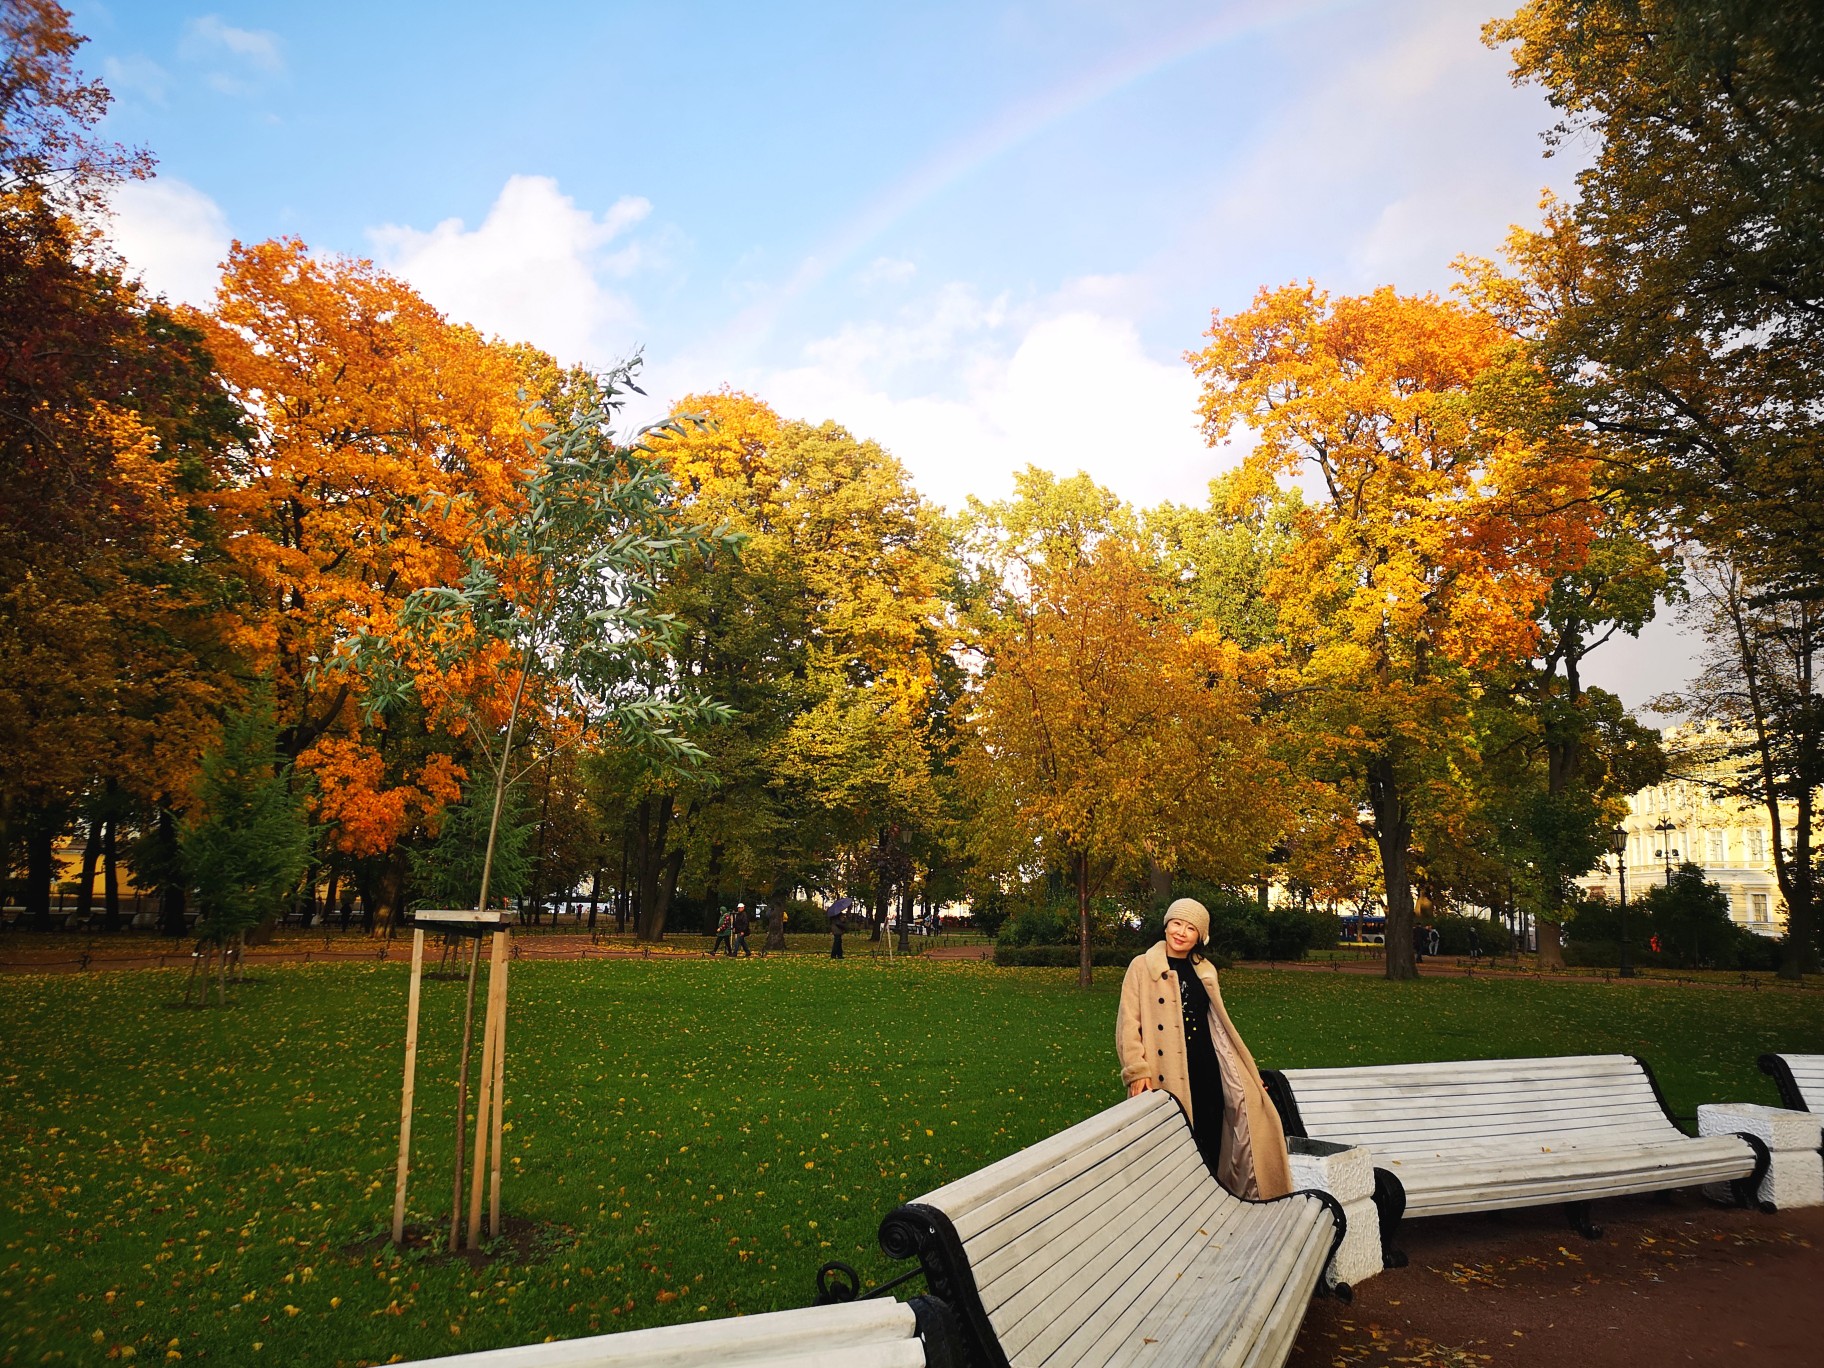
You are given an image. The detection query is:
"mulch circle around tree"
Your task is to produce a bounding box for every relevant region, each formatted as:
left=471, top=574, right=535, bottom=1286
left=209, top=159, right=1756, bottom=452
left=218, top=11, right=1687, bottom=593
left=1288, top=1190, right=1824, bottom=1368
left=341, top=1217, right=576, bottom=1269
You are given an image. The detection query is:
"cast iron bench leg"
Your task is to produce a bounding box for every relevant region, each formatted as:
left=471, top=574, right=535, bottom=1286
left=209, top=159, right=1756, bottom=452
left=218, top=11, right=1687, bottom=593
left=1564, top=1200, right=1603, bottom=1240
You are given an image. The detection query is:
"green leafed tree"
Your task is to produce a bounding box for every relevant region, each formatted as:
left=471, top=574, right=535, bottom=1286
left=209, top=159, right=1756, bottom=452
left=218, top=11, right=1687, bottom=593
left=179, top=689, right=313, bottom=1003
left=409, top=780, right=533, bottom=913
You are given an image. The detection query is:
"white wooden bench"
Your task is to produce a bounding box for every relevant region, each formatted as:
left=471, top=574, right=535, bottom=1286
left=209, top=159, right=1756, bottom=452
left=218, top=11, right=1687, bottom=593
left=391, top=1297, right=959, bottom=1368
left=1262, top=1054, right=1769, bottom=1258
left=1759, top=1053, right=1824, bottom=1119
left=873, top=1090, right=1346, bottom=1367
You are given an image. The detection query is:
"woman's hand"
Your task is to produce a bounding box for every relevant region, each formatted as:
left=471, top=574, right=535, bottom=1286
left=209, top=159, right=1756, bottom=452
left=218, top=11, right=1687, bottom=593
left=1127, top=1078, right=1156, bottom=1098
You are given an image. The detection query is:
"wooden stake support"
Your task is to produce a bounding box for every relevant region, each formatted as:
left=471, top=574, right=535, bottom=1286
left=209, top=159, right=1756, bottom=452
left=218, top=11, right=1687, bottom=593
left=488, top=943, right=508, bottom=1237
left=391, top=928, right=426, bottom=1245
left=467, top=930, right=507, bottom=1246
left=388, top=911, right=512, bottom=1251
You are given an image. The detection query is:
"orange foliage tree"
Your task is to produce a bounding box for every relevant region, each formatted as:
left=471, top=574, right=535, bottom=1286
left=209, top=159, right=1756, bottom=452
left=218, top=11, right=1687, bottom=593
left=192, top=239, right=547, bottom=925
left=1, top=1, right=240, bottom=929
left=1191, top=284, right=1596, bottom=979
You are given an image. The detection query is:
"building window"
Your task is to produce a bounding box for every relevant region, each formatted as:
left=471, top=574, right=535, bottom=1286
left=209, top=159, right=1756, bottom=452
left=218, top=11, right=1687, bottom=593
left=1752, top=894, right=1769, bottom=922
left=1709, top=831, right=1726, bottom=864
left=1749, top=829, right=1766, bottom=862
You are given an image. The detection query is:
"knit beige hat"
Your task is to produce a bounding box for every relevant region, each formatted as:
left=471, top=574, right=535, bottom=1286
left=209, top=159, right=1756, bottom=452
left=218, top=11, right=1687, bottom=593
left=1164, top=897, right=1210, bottom=946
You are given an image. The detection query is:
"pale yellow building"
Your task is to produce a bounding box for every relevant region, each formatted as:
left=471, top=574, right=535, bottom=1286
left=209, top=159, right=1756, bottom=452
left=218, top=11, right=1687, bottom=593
left=1577, top=726, right=1797, bottom=938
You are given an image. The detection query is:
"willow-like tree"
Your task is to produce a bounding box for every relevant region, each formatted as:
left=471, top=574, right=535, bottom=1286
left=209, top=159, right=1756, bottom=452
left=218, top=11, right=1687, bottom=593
left=344, top=361, right=738, bottom=919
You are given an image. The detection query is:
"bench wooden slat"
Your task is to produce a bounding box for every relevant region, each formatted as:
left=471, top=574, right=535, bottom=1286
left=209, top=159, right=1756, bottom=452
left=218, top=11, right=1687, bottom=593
left=1227, top=1220, right=1335, bottom=1368
left=991, top=1159, right=1229, bottom=1358
left=1269, top=1055, right=1762, bottom=1236
left=880, top=1092, right=1339, bottom=1367
left=1283, top=1054, right=1642, bottom=1085
left=973, top=1140, right=1209, bottom=1304
left=1036, top=1189, right=1250, bottom=1367
left=1764, top=1053, right=1824, bottom=1112
left=916, top=1096, right=1177, bottom=1223
left=395, top=1300, right=923, bottom=1368
left=1295, top=1095, right=1671, bottom=1129
left=1212, top=1213, right=1334, bottom=1368
left=1067, top=1198, right=1275, bottom=1367
left=1135, top=1200, right=1303, bottom=1361
left=1305, top=1108, right=1685, bottom=1138
left=959, top=1107, right=1187, bottom=1254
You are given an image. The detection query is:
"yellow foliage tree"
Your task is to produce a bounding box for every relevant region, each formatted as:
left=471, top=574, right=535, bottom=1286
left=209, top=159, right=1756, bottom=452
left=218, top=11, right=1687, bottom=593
left=1191, top=284, right=1595, bottom=978
left=962, top=469, right=1285, bottom=987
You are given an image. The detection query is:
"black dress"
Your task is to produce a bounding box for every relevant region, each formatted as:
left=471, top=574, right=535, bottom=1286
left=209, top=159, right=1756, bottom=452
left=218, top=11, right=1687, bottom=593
left=1168, top=955, right=1226, bottom=1182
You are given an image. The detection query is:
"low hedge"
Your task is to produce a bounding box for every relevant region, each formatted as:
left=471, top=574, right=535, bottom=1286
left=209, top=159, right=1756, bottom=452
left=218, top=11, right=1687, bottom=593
left=993, top=945, right=1234, bottom=970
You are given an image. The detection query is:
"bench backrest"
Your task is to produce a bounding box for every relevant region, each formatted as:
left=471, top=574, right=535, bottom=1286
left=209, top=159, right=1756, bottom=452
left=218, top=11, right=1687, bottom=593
left=392, top=1299, right=927, bottom=1367
left=879, top=1090, right=1323, bottom=1368
left=1269, top=1054, right=1684, bottom=1160
left=1760, top=1053, right=1824, bottom=1114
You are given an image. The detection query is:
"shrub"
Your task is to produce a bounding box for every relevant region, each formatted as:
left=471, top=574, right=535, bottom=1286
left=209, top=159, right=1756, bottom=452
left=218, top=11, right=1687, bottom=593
left=996, top=903, right=1076, bottom=948
left=967, top=888, right=1010, bottom=939
left=1432, top=913, right=1514, bottom=957
left=992, top=944, right=1233, bottom=970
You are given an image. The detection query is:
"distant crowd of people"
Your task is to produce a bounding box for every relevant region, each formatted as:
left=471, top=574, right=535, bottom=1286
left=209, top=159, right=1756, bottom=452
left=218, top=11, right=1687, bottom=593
left=706, top=895, right=938, bottom=960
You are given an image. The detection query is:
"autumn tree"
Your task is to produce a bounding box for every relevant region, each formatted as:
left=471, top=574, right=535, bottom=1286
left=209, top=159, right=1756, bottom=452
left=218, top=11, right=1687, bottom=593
left=192, top=240, right=553, bottom=926
left=1487, top=2, right=1824, bottom=600
left=638, top=393, right=956, bottom=939
left=1192, top=284, right=1595, bottom=978
left=1, top=2, right=240, bottom=925
left=961, top=469, right=1285, bottom=987
left=345, top=361, right=738, bottom=926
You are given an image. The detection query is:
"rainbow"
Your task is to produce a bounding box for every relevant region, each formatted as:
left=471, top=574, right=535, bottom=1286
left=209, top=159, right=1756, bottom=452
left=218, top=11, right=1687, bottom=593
left=717, top=0, right=1347, bottom=354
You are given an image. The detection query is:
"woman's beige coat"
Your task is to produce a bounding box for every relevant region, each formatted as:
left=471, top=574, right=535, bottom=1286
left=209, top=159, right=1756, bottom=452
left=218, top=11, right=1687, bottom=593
left=1117, top=943, right=1293, bottom=1200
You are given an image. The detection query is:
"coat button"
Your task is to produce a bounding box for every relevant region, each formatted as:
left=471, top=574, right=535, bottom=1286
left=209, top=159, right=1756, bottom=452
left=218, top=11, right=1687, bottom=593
left=1156, top=1023, right=1163, bottom=1030
left=1157, top=1074, right=1164, bottom=1081
left=1158, top=997, right=1165, bottom=1004
left=1157, top=1049, right=1164, bottom=1056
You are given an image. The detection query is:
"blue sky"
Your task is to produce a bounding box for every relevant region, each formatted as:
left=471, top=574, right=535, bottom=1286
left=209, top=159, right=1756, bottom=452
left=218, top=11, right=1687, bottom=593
left=73, top=0, right=1700, bottom=707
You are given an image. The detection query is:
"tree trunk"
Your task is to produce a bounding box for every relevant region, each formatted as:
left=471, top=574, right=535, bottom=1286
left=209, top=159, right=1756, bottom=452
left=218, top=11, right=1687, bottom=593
left=25, top=819, right=55, bottom=932
left=75, top=815, right=102, bottom=927
left=896, top=882, right=914, bottom=953
left=1366, top=755, right=1417, bottom=981
left=704, top=841, right=723, bottom=918
left=155, top=807, right=187, bottom=938
left=588, top=867, right=601, bottom=930
left=1075, top=850, right=1093, bottom=989
left=101, top=812, right=120, bottom=933
left=635, top=795, right=674, bottom=941
left=373, top=854, right=407, bottom=939
left=1147, top=857, right=1172, bottom=907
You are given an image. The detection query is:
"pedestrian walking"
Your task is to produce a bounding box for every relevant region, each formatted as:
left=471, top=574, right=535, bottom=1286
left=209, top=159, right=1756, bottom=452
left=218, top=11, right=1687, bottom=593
left=710, top=906, right=734, bottom=957
left=732, top=902, right=752, bottom=957
left=828, top=895, right=853, bottom=959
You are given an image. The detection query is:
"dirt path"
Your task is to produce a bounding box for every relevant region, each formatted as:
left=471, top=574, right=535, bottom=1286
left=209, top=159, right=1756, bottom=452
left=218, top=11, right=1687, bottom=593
left=1288, top=1190, right=1824, bottom=1367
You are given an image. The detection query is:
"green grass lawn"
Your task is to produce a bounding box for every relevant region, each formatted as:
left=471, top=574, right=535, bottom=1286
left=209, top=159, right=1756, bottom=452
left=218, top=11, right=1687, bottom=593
left=4, top=958, right=1821, bottom=1367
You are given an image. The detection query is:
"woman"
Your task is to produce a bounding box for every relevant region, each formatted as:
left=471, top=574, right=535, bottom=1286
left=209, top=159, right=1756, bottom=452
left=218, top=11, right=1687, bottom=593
left=1117, top=897, right=1292, bottom=1199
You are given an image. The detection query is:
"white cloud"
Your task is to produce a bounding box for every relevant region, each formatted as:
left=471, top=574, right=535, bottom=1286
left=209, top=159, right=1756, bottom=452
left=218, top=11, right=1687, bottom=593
left=180, top=16, right=284, bottom=73
left=106, top=178, right=231, bottom=308
left=713, top=287, right=1224, bottom=512
left=101, top=54, right=170, bottom=105
left=857, top=256, right=917, bottom=287
left=370, top=175, right=651, bottom=366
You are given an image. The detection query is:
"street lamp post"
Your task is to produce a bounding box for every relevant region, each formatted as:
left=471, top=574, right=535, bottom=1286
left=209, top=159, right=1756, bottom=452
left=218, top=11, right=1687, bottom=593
left=1610, top=826, right=1634, bottom=978
left=1652, top=817, right=1679, bottom=886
